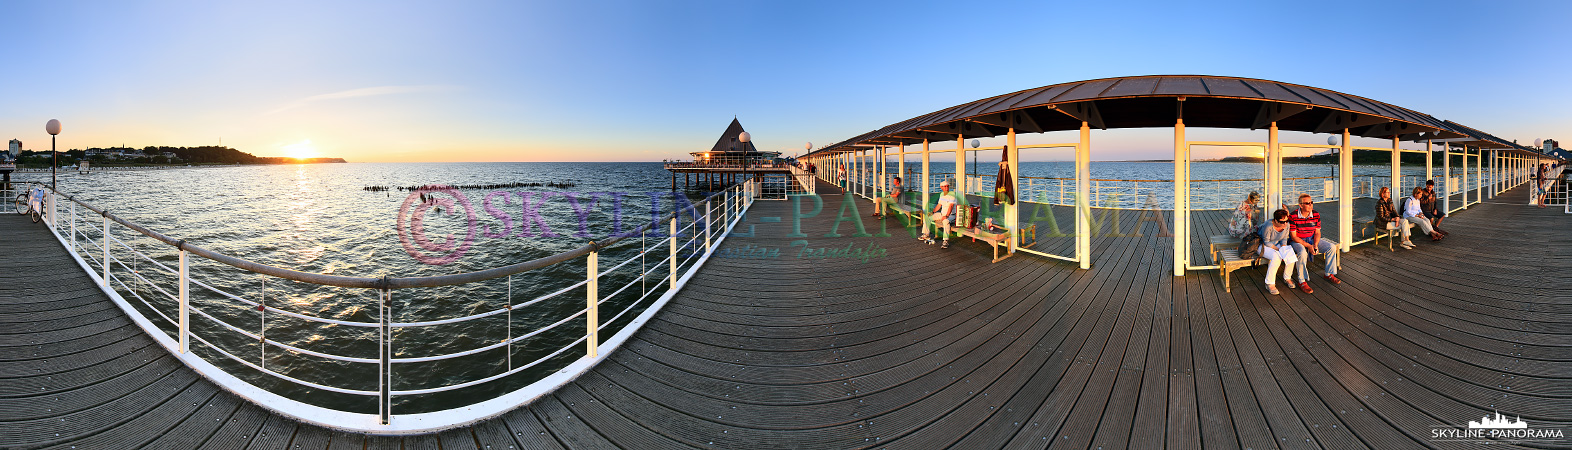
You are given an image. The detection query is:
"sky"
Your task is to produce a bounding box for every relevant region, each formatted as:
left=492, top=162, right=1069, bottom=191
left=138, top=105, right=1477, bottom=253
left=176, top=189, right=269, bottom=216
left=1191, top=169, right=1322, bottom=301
left=0, top=0, right=1566, bottom=162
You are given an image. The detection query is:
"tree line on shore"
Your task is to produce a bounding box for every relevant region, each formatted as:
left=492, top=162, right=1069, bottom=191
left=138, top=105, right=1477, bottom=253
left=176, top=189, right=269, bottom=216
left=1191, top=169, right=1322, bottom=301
left=9, top=145, right=345, bottom=167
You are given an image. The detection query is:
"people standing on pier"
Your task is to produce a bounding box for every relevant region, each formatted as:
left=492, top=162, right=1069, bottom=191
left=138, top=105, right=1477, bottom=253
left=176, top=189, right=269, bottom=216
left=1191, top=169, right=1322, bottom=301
left=1376, top=187, right=1413, bottom=249
left=1536, top=164, right=1549, bottom=208
left=1257, top=209, right=1298, bottom=295
left=1288, top=193, right=1340, bottom=291
left=1421, top=180, right=1448, bottom=234
left=921, top=180, right=960, bottom=248
left=1226, top=191, right=1260, bottom=238
left=1404, top=186, right=1445, bottom=241
left=873, top=176, right=904, bottom=219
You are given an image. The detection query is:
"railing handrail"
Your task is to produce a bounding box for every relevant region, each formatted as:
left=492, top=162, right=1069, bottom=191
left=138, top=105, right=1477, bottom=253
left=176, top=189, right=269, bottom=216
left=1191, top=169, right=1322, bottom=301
left=35, top=179, right=757, bottom=434
left=48, top=186, right=724, bottom=289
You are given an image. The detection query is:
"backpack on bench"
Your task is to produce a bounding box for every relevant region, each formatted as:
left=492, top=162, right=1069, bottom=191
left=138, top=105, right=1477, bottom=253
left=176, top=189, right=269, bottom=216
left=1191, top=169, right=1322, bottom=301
left=1238, top=231, right=1261, bottom=260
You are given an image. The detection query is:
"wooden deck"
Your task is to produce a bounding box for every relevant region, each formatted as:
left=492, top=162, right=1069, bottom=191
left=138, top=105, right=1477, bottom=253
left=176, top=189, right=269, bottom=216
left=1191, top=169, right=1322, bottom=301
left=2, top=183, right=1568, bottom=449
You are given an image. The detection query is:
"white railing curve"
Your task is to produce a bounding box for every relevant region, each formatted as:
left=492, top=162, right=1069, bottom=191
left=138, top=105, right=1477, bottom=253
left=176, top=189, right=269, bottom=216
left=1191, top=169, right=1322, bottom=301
left=31, top=180, right=757, bottom=435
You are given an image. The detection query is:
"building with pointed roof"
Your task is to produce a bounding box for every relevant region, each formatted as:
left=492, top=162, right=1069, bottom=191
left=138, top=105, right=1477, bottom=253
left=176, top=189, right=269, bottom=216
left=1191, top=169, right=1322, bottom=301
left=665, top=118, right=793, bottom=191
left=687, top=118, right=780, bottom=165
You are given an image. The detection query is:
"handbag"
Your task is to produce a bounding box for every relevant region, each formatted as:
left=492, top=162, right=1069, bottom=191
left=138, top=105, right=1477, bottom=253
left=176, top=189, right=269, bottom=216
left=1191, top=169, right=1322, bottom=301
left=1238, top=231, right=1261, bottom=260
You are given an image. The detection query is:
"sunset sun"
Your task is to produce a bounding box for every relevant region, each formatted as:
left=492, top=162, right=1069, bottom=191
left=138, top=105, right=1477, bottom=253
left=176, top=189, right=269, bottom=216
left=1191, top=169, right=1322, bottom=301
left=281, top=140, right=317, bottom=159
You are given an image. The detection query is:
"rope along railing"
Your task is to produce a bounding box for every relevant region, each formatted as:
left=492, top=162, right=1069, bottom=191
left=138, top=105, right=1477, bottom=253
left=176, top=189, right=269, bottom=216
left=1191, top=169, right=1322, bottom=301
left=34, top=180, right=756, bottom=434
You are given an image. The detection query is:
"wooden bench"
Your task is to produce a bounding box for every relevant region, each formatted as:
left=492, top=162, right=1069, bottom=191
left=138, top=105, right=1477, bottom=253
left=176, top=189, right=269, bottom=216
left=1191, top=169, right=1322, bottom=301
left=1359, top=215, right=1414, bottom=251
left=1209, top=234, right=1256, bottom=293
left=943, top=218, right=1031, bottom=264
left=1210, top=233, right=1336, bottom=292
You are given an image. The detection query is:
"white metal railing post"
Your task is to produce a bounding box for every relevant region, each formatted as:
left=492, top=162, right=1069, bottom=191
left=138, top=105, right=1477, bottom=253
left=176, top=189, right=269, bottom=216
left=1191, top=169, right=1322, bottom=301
left=70, top=200, right=76, bottom=252
left=669, top=218, right=677, bottom=290
left=102, top=214, right=110, bottom=287
left=704, top=202, right=713, bottom=251
left=378, top=288, right=391, bottom=425
left=179, top=249, right=189, bottom=353
left=587, top=249, right=598, bottom=358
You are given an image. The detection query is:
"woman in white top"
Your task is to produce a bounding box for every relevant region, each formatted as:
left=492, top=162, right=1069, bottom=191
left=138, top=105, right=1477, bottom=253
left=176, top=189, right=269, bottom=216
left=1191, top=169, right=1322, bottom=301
left=1402, top=186, right=1443, bottom=241
left=1257, top=209, right=1299, bottom=295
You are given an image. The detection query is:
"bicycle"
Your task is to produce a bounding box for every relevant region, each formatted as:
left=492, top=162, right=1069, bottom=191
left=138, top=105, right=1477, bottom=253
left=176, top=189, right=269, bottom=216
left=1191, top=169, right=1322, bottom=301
left=14, top=183, right=45, bottom=223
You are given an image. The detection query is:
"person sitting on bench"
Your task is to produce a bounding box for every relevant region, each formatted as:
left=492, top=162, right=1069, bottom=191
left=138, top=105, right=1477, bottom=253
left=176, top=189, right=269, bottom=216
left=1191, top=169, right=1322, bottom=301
left=920, top=179, right=961, bottom=248
left=1376, top=186, right=1413, bottom=249
left=1403, top=186, right=1444, bottom=242
left=1421, top=179, right=1448, bottom=235
left=1288, top=193, right=1340, bottom=291
left=873, top=176, right=905, bottom=219
left=1258, top=209, right=1298, bottom=295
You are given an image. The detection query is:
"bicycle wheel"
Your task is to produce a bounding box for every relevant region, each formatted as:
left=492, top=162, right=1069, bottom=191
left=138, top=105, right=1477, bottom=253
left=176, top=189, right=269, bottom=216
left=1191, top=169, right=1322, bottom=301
left=14, top=193, right=25, bottom=216
left=30, top=208, right=40, bottom=223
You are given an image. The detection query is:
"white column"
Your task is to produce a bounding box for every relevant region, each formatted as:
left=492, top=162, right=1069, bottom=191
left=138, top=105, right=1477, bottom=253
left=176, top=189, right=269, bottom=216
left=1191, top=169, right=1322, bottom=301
left=1267, top=123, right=1281, bottom=211
left=922, top=139, right=931, bottom=236
left=1425, top=140, right=1433, bottom=185
left=1443, top=142, right=1452, bottom=212
left=1338, top=129, right=1352, bottom=250
left=898, top=144, right=906, bottom=191
left=1173, top=116, right=1188, bottom=276
left=1391, top=136, right=1401, bottom=205
left=956, top=136, right=967, bottom=195
left=1462, top=146, right=1470, bottom=209
left=1077, top=122, right=1092, bottom=270
left=1006, top=126, right=1019, bottom=254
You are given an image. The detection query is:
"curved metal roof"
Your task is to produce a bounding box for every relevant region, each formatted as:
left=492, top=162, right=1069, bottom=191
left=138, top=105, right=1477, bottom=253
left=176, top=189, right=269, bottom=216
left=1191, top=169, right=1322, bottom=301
left=808, top=75, right=1486, bottom=156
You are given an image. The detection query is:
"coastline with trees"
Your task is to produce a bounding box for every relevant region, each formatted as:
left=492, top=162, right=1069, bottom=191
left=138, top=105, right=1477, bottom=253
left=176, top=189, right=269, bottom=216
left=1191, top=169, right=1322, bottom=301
left=10, top=145, right=346, bottom=168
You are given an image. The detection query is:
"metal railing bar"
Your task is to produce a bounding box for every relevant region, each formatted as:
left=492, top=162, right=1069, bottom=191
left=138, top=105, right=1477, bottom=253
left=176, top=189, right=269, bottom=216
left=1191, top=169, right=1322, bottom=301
left=110, top=233, right=179, bottom=277
left=188, top=333, right=380, bottom=396
left=598, top=277, right=662, bottom=332
left=182, top=302, right=378, bottom=364
left=116, top=257, right=180, bottom=304
left=109, top=271, right=178, bottom=328
left=391, top=279, right=587, bottom=328
left=50, top=187, right=737, bottom=289
left=391, top=335, right=588, bottom=396
left=394, top=307, right=587, bottom=363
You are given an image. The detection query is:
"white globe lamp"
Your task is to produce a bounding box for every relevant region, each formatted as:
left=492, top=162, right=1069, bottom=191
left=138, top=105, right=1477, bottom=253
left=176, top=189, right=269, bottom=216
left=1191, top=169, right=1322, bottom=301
left=46, top=119, right=61, bottom=190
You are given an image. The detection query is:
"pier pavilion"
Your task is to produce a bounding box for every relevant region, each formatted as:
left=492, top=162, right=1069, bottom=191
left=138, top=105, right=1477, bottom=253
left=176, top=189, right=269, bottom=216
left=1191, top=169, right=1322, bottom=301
left=664, top=118, right=792, bottom=191
left=1, top=75, right=1569, bottom=448
left=800, top=75, right=1561, bottom=275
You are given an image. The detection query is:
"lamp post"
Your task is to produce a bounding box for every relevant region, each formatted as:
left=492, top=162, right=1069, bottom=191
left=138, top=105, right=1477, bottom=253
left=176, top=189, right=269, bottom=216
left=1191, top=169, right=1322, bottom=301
left=46, top=119, right=61, bottom=191
left=739, top=131, right=751, bottom=176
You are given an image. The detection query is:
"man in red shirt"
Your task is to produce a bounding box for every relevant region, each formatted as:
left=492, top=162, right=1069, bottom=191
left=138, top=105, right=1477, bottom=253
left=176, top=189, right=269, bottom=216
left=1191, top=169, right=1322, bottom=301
left=1288, top=194, right=1341, bottom=293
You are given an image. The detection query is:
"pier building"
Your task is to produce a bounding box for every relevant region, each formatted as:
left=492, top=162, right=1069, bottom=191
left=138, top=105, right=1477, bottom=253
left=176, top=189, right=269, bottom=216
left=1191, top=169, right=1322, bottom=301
left=664, top=118, right=798, bottom=193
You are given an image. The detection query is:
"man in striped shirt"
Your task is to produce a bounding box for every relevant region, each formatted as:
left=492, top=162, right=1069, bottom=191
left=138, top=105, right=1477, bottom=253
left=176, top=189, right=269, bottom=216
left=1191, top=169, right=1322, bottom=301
left=1288, top=193, right=1341, bottom=292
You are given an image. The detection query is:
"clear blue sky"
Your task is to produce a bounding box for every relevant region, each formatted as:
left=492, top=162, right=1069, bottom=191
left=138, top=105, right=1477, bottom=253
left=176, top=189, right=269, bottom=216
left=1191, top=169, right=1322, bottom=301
left=0, top=0, right=1565, bottom=162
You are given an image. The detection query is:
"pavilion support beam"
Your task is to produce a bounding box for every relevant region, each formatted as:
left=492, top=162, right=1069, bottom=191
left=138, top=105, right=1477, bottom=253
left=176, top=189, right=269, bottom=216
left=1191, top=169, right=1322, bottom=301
left=1006, top=126, right=1019, bottom=255
left=1267, top=122, right=1282, bottom=214
left=1391, top=137, right=1402, bottom=221
left=1425, top=140, right=1433, bottom=184
left=922, top=139, right=931, bottom=236
left=1339, top=129, right=1352, bottom=251
left=1462, top=146, right=1470, bottom=209
left=1173, top=111, right=1188, bottom=276
left=1252, top=103, right=1311, bottom=130
left=956, top=135, right=966, bottom=196
left=1077, top=121, right=1091, bottom=270
left=1443, top=142, right=1451, bottom=212
left=1314, top=111, right=1389, bottom=134
left=1054, top=102, right=1106, bottom=130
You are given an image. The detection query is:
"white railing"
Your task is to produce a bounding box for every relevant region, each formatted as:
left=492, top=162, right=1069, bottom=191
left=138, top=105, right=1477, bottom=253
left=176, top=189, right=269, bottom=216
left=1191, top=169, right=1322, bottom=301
left=33, top=180, right=756, bottom=434
left=789, top=166, right=816, bottom=195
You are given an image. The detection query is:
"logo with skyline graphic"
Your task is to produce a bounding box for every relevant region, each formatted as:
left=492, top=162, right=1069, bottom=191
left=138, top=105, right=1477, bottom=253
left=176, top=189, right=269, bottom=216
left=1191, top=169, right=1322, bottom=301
left=1432, top=411, right=1563, bottom=443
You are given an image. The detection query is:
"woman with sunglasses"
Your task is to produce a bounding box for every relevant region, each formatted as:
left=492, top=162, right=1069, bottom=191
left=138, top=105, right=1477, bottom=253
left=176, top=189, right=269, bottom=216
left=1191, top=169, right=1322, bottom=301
left=1256, top=209, right=1299, bottom=295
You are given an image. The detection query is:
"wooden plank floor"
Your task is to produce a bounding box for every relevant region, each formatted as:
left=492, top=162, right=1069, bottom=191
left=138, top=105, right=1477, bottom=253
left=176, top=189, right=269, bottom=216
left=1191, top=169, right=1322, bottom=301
left=1, top=181, right=1568, bottom=449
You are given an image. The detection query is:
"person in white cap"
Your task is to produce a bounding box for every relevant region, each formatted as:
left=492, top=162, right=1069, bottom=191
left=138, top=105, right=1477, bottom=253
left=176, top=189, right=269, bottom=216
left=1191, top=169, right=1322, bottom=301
left=921, top=179, right=961, bottom=248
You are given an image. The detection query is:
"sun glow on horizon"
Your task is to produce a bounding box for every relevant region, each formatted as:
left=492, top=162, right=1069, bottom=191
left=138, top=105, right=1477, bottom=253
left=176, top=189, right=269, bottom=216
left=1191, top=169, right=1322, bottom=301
left=282, top=140, right=318, bottom=159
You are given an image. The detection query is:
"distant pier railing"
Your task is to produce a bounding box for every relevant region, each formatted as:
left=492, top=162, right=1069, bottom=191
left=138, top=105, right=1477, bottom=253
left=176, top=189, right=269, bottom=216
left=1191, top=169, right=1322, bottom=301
left=28, top=180, right=756, bottom=435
